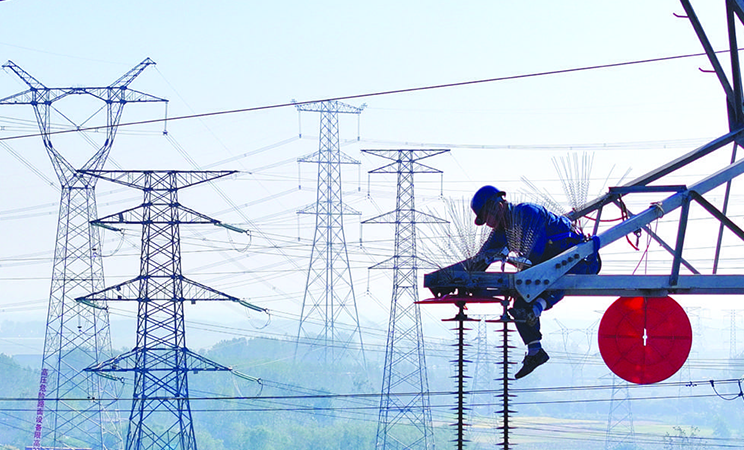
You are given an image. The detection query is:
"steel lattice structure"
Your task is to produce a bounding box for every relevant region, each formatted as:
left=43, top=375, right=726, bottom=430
left=423, top=3, right=744, bottom=448
left=363, top=149, right=448, bottom=450
left=0, top=59, right=166, bottom=450
left=76, top=170, right=265, bottom=450
left=294, top=100, right=367, bottom=364
left=604, top=376, right=636, bottom=450
left=425, top=0, right=744, bottom=314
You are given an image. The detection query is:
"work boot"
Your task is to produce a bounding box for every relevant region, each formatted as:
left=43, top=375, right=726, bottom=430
left=508, top=307, right=538, bottom=327
left=515, top=349, right=549, bottom=379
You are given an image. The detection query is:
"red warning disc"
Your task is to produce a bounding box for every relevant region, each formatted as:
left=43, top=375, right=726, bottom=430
left=598, top=296, right=692, bottom=385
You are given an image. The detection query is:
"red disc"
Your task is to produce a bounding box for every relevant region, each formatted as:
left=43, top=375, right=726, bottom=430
left=598, top=296, right=692, bottom=384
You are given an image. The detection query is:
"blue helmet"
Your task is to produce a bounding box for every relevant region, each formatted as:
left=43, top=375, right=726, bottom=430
left=471, top=185, right=506, bottom=225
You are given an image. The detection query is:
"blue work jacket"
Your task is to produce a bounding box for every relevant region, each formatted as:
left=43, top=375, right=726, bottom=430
left=481, top=202, right=583, bottom=266
left=478, top=202, right=600, bottom=304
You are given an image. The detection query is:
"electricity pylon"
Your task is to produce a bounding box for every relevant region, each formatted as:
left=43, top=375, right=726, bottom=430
left=76, top=170, right=265, bottom=450
left=0, top=58, right=166, bottom=450
left=294, top=100, right=367, bottom=365
left=553, top=318, right=598, bottom=386
left=363, top=148, right=449, bottom=450
left=604, top=375, right=636, bottom=450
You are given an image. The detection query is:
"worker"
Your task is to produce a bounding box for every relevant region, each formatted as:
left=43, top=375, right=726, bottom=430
left=470, top=185, right=601, bottom=379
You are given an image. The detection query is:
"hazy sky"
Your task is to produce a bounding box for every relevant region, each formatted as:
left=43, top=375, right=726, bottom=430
left=0, top=1, right=742, bottom=358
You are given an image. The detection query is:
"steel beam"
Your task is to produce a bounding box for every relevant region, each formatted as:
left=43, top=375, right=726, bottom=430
left=424, top=272, right=744, bottom=298
left=425, top=132, right=744, bottom=301
left=510, top=153, right=744, bottom=301
left=567, top=129, right=743, bottom=221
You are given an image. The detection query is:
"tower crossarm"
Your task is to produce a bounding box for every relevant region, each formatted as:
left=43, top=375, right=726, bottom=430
left=298, top=149, right=360, bottom=165
left=0, top=87, right=166, bottom=106
left=81, top=169, right=236, bottom=190
left=2, top=60, right=46, bottom=91
left=73, top=87, right=168, bottom=104
left=425, top=272, right=744, bottom=299
left=110, top=57, right=156, bottom=88
left=3, top=58, right=157, bottom=92
left=90, top=203, right=236, bottom=226
left=364, top=149, right=449, bottom=170
left=363, top=209, right=446, bottom=225
left=0, top=87, right=71, bottom=105
left=293, top=99, right=365, bottom=114
left=76, top=262, right=265, bottom=315
left=86, top=348, right=235, bottom=373
left=522, top=148, right=744, bottom=299
left=296, top=201, right=361, bottom=216
left=1, top=59, right=166, bottom=106
left=425, top=132, right=744, bottom=300
left=369, top=161, right=443, bottom=174
left=367, top=255, right=440, bottom=271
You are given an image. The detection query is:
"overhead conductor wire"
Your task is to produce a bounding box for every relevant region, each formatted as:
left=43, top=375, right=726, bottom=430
left=0, top=49, right=733, bottom=143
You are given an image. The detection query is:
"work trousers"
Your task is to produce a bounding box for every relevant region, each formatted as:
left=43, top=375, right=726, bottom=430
left=512, top=292, right=563, bottom=345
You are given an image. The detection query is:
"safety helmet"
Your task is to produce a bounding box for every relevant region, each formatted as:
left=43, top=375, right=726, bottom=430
left=471, top=185, right=506, bottom=225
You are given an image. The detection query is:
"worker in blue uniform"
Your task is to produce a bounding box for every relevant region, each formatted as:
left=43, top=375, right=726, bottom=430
left=470, top=185, right=601, bottom=379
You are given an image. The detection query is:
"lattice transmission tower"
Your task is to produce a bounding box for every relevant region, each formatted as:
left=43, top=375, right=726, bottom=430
left=294, top=100, right=367, bottom=364
left=553, top=318, right=598, bottom=386
left=76, top=170, right=264, bottom=450
left=604, top=375, right=636, bottom=450
left=363, top=148, right=448, bottom=450
left=0, top=59, right=166, bottom=450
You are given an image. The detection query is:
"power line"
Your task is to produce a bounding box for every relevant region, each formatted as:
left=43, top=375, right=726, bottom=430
left=0, top=393, right=732, bottom=415
left=0, top=49, right=728, bottom=143
left=0, top=378, right=741, bottom=403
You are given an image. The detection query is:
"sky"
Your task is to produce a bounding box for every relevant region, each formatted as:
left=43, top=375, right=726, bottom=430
left=0, top=0, right=743, bottom=365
